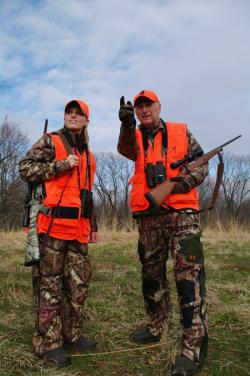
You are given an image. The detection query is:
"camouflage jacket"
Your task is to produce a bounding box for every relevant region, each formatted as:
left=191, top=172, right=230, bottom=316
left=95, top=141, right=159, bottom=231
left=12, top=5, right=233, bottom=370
left=117, top=120, right=208, bottom=193
left=19, top=129, right=98, bottom=232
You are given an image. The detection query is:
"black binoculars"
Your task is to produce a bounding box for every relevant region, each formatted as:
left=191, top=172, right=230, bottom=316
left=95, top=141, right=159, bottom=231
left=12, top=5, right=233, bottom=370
left=145, top=161, right=166, bottom=188
left=80, top=189, right=93, bottom=218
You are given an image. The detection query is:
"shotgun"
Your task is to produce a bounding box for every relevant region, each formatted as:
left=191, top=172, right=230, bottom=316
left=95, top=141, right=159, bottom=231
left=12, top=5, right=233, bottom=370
left=145, top=135, right=242, bottom=210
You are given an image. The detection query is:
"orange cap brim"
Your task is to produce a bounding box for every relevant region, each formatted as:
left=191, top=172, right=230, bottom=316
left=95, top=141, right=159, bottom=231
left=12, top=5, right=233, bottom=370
left=65, top=99, right=90, bottom=120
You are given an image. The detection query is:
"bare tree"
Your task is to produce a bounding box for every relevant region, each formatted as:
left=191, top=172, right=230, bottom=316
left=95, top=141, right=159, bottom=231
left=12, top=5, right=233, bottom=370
left=0, top=117, right=29, bottom=229
left=93, top=152, right=133, bottom=224
left=94, top=153, right=119, bottom=217
left=221, top=152, right=250, bottom=220
left=116, top=156, right=134, bottom=218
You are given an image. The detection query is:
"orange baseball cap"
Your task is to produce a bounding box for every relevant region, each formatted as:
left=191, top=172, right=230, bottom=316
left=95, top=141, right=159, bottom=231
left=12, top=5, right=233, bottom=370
left=133, top=90, right=160, bottom=105
left=65, top=99, right=90, bottom=120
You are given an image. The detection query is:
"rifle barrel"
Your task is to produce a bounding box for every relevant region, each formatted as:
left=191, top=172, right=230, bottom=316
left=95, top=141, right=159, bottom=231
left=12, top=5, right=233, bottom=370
left=43, top=119, right=48, bottom=134
left=219, top=135, right=242, bottom=149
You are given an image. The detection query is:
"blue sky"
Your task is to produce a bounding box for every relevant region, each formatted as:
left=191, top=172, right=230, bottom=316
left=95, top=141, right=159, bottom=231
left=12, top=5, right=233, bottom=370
left=0, top=0, right=249, bottom=154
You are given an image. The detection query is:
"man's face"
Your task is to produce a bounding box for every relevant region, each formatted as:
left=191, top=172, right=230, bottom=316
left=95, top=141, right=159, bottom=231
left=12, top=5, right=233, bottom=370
left=64, top=105, right=88, bottom=133
left=134, top=98, right=161, bottom=129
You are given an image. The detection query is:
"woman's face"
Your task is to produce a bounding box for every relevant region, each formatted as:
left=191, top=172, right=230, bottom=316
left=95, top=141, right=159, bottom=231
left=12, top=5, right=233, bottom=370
left=64, top=106, right=88, bottom=133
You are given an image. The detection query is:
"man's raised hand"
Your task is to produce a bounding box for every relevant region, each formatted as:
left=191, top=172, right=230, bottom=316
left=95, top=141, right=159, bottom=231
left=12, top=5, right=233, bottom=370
left=119, top=96, right=136, bottom=127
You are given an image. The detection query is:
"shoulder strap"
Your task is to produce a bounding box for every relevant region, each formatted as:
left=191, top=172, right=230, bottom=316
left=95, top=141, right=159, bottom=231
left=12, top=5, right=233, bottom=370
left=161, top=121, right=168, bottom=153
left=139, top=120, right=168, bottom=157
left=84, top=146, right=91, bottom=190
left=52, top=130, right=73, bottom=155
left=138, top=125, right=149, bottom=157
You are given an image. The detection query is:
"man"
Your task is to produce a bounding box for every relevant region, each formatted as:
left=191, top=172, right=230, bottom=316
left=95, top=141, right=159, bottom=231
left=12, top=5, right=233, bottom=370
left=117, top=90, right=208, bottom=376
left=19, top=99, right=98, bottom=368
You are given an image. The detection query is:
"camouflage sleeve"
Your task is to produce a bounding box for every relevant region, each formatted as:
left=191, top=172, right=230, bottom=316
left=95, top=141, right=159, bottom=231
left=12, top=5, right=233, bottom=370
left=19, top=134, right=71, bottom=183
left=117, top=123, right=138, bottom=161
left=172, top=129, right=208, bottom=194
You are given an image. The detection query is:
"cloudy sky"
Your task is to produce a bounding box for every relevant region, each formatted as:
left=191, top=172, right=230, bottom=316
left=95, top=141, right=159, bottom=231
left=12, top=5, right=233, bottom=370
left=0, top=0, right=249, bottom=155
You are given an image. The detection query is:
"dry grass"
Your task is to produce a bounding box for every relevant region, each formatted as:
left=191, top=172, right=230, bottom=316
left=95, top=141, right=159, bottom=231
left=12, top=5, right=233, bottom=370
left=0, top=222, right=249, bottom=375
left=203, top=218, right=250, bottom=241
left=0, top=221, right=250, bottom=249
left=0, top=230, right=26, bottom=249
left=0, top=218, right=249, bottom=248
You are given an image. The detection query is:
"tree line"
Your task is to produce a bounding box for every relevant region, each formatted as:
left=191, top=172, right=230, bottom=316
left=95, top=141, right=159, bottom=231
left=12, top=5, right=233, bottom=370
left=0, top=119, right=249, bottom=230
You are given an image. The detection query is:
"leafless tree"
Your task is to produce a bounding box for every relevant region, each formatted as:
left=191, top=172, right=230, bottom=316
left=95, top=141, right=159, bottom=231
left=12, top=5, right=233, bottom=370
left=116, top=156, right=134, bottom=217
left=0, top=117, right=29, bottom=229
left=221, top=152, right=250, bottom=220
left=198, top=153, right=250, bottom=223
left=93, top=152, right=133, bottom=224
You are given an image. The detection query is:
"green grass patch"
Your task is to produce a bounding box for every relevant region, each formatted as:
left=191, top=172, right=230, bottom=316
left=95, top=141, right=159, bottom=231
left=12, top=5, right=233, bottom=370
left=0, top=234, right=249, bottom=375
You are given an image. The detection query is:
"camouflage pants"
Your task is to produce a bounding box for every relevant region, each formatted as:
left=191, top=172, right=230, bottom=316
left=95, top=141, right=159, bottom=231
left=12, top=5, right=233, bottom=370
left=136, top=211, right=208, bottom=365
left=32, top=235, right=92, bottom=355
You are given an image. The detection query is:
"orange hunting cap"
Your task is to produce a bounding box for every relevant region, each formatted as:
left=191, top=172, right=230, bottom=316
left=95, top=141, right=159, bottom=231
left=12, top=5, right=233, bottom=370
left=65, top=99, right=90, bottom=120
left=133, top=90, right=160, bottom=105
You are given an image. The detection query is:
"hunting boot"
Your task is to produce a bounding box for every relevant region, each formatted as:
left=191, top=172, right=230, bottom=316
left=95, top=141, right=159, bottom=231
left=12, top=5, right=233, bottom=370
left=41, top=348, right=71, bottom=368
left=129, top=326, right=160, bottom=344
left=171, top=355, right=198, bottom=376
left=65, top=335, right=97, bottom=352
left=171, top=334, right=208, bottom=375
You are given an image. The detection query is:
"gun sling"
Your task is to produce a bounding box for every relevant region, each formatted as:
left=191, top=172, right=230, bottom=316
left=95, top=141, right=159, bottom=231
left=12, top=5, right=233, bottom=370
left=202, top=152, right=224, bottom=212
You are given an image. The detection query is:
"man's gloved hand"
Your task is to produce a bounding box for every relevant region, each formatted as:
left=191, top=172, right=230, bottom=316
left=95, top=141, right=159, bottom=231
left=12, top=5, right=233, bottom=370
left=172, top=174, right=196, bottom=194
left=119, top=96, right=136, bottom=127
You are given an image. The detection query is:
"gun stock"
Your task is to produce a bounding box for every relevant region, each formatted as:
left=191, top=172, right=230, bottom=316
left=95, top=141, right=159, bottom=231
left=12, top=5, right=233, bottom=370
left=145, top=135, right=242, bottom=209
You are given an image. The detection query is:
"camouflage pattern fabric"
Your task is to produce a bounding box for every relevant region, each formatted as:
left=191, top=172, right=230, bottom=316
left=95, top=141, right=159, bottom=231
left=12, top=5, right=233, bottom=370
left=32, top=235, right=91, bottom=355
left=19, top=133, right=71, bottom=183
left=136, top=211, right=207, bottom=365
left=24, top=185, right=44, bottom=265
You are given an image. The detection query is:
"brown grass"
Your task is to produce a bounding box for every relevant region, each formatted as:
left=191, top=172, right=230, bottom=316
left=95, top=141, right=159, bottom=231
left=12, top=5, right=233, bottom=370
left=1, top=218, right=249, bottom=248
left=203, top=218, right=250, bottom=241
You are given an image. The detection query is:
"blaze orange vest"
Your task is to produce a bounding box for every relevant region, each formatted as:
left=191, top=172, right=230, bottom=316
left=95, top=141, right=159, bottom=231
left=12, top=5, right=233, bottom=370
left=129, top=123, right=199, bottom=213
left=37, top=134, right=96, bottom=242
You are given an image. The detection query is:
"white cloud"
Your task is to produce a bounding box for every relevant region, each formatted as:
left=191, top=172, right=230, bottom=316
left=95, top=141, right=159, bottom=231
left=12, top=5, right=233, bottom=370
left=0, top=0, right=249, bottom=155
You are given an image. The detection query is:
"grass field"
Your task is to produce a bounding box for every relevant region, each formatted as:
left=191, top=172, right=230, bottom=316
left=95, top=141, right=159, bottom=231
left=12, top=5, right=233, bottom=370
left=0, top=225, right=249, bottom=376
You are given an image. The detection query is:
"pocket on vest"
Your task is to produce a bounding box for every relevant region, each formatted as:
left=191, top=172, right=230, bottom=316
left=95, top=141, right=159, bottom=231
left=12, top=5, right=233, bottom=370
left=130, top=175, right=149, bottom=211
